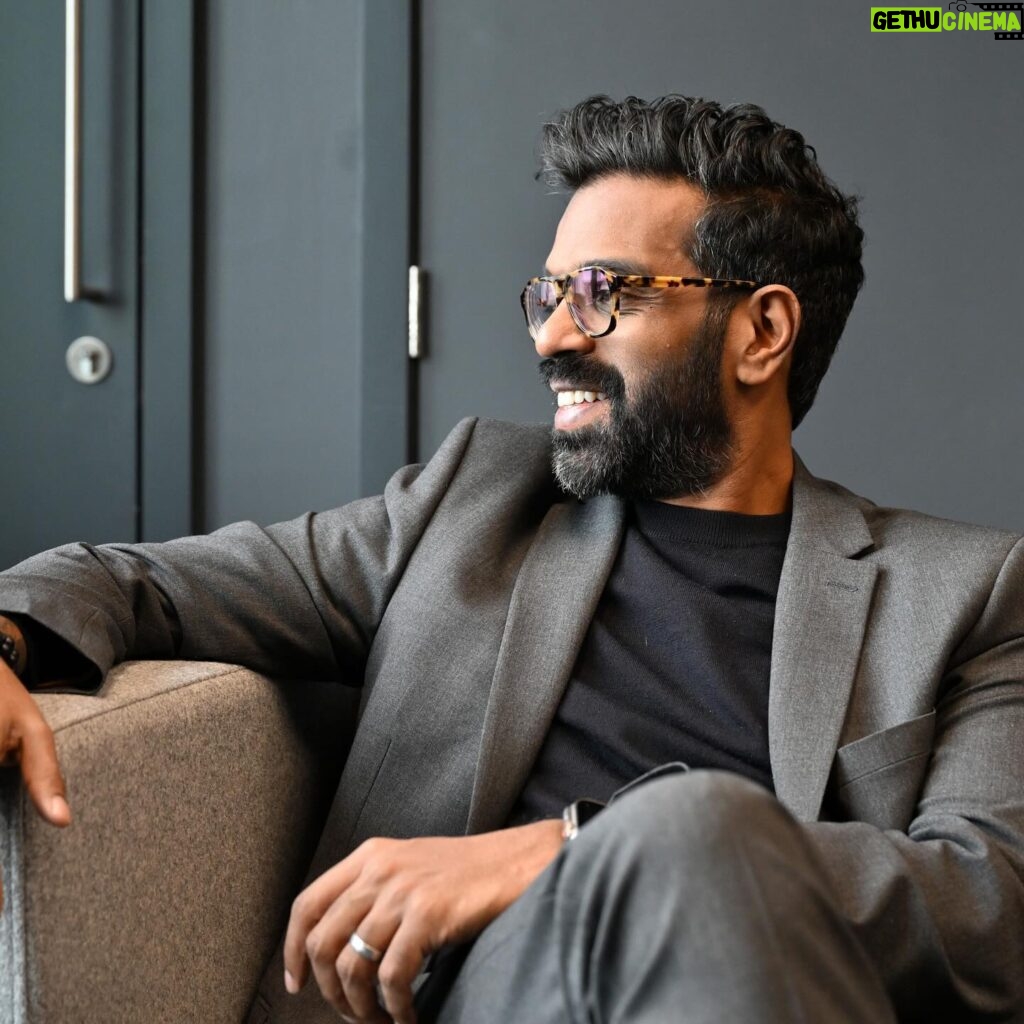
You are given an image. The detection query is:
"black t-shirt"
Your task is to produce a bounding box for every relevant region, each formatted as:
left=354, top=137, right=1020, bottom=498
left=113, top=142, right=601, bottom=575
left=505, top=496, right=792, bottom=827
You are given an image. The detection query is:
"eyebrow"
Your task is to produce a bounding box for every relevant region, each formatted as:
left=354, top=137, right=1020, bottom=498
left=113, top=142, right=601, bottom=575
left=542, top=258, right=651, bottom=277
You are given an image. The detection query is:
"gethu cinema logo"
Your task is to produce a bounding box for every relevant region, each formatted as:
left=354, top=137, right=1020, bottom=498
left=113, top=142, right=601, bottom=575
left=871, top=2, right=1023, bottom=31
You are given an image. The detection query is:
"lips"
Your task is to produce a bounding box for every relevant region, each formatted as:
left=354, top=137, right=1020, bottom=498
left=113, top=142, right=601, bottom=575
left=544, top=363, right=618, bottom=430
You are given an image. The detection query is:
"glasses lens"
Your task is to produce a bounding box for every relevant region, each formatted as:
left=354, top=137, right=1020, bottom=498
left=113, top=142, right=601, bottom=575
left=567, top=268, right=613, bottom=336
left=523, top=279, right=560, bottom=337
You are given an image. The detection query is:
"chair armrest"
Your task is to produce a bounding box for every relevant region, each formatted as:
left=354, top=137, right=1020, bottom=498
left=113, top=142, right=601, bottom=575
left=0, top=660, right=357, bottom=1023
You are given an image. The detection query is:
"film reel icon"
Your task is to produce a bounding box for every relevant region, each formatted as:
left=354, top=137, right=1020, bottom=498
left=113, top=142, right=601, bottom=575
left=948, top=1, right=1024, bottom=37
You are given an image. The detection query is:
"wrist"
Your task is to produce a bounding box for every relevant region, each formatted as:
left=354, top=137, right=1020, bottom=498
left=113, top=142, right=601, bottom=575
left=464, top=820, right=564, bottom=929
left=501, top=819, right=565, bottom=887
left=524, top=817, right=566, bottom=864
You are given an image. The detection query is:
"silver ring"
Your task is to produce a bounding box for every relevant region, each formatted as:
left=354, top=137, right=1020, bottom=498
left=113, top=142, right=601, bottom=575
left=349, top=931, right=384, bottom=963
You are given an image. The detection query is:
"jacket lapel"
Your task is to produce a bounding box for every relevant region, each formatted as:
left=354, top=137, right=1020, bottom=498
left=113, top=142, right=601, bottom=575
left=466, top=449, right=878, bottom=834
left=769, top=452, right=877, bottom=821
left=465, top=494, right=625, bottom=834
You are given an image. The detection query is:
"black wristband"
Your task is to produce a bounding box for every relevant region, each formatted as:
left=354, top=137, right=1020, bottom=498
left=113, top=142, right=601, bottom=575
left=0, top=614, right=30, bottom=680
left=0, top=632, right=19, bottom=672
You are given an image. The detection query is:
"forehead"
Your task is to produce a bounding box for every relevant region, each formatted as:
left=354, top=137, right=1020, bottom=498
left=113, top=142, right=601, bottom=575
left=545, top=173, right=706, bottom=275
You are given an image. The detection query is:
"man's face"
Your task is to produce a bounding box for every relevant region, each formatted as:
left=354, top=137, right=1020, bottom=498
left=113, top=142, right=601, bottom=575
left=536, top=173, right=737, bottom=502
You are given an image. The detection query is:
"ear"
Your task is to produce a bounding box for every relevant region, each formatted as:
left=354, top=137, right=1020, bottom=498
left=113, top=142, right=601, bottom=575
left=733, top=285, right=801, bottom=387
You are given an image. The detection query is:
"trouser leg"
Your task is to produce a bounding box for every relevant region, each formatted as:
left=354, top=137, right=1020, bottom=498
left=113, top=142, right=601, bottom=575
left=421, top=769, right=897, bottom=1024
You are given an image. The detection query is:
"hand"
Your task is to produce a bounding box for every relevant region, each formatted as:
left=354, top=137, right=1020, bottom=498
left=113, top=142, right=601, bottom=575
left=0, top=660, right=73, bottom=914
left=283, top=819, right=564, bottom=1024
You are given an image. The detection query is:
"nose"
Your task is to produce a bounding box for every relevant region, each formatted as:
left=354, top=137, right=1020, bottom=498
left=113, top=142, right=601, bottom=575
left=533, top=299, right=597, bottom=359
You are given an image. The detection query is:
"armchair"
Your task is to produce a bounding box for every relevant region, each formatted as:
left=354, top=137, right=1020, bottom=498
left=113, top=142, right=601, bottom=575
left=0, top=661, right=358, bottom=1023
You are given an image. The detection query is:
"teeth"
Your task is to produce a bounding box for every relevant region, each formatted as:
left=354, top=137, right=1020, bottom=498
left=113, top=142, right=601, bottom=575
left=557, top=390, right=609, bottom=407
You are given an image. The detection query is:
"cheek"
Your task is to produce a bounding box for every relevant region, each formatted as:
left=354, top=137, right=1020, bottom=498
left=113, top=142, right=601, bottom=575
left=614, top=335, right=672, bottom=385
left=627, top=318, right=680, bottom=355
left=618, top=361, right=659, bottom=406
left=598, top=354, right=638, bottom=397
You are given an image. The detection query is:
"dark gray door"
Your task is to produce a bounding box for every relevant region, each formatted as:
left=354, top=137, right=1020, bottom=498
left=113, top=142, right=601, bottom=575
left=196, top=0, right=412, bottom=531
left=418, top=0, right=1024, bottom=531
left=2, top=0, right=412, bottom=566
left=1, top=0, right=139, bottom=569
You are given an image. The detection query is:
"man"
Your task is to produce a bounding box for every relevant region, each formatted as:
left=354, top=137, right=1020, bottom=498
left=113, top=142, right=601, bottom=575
left=1, top=94, right=1023, bottom=1024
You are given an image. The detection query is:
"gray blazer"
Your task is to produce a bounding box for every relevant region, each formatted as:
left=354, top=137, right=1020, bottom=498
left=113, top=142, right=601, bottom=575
left=2, top=415, right=1023, bottom=1021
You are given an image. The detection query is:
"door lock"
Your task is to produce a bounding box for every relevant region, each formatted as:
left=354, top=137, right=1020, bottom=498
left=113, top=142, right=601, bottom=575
left=66, top=336, right=113, bottom=384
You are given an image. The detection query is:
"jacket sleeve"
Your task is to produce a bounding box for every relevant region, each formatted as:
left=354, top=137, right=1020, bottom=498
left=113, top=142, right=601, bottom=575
left=803, top=534, right=1024, bottom=1022
left=0, top=418, right=479, bottom=688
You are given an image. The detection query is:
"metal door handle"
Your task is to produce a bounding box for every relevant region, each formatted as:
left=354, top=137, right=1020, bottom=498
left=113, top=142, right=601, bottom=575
left=64, top=0, right=82, bottom=302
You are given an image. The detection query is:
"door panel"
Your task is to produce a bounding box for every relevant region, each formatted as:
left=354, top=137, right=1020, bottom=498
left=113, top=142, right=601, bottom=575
left=199, top=0, right=366, bottom=530
left=1, top=0, right=138, bottom=569
left=2, top=0, right=412, bottom=571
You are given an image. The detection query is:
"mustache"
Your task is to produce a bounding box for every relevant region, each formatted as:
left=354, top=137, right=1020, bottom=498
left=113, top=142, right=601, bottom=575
left=537, top=354, right=625, bottom=399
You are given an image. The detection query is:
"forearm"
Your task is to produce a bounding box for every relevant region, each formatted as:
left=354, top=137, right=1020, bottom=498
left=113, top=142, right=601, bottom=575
left=0, top=525, right=362, bottom=682
left=0, top=539, right=180, bottom=678
left=473, top=818, right=566, bottom=917
left=0, top=419, right=479, bottom=686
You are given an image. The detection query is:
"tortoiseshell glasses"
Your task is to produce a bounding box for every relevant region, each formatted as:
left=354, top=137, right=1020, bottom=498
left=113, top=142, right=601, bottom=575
left=520, top=265, right=761, bottom=340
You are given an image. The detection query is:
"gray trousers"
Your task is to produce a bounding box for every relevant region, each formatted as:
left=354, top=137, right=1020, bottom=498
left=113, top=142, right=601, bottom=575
left=415, top=769, right=897, bottom=1024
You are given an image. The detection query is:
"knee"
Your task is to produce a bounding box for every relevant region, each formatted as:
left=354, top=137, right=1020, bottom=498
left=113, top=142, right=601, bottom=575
left=571, top=768, right=790, bottom=866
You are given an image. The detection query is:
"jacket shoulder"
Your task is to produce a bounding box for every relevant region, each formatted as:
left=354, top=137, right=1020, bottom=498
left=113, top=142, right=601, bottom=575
left=810, top=465, right=1022, bottom=558
left=434, top=416, right=553, bottom=475
left=445, top=416, right=551, bottom=458
left=430, top=416, right=559, bottom=500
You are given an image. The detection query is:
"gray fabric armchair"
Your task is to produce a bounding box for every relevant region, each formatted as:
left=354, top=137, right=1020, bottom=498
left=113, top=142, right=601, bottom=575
left=0, top=661, right=357, bottom=1023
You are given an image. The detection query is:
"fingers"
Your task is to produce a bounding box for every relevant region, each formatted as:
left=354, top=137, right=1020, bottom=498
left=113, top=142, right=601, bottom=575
left=284, top=853, right=364, bottom=991
left=331, top=905, right=428, bottom=1024
left=292, top=884, right=424, bottom=1023
left=308, top=891, right=386, bottom=1021
left=375, top=919, right=428, bottom=1024
left=17, top=717, right=72, bottom=827
left=0, top=679, right=71, bottom=827
left=336, top=941, right=393, bottom=1024
left=283, top=837, right=436, bottom=1023
left=315, top=889, right=395, bottom=1023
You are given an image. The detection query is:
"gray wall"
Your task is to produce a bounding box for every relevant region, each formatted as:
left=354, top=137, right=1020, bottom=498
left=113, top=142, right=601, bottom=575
left=419, top=0, right=1024, bottom=531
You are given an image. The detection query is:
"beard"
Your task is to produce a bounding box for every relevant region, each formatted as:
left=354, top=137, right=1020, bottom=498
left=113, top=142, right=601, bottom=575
left=539, top=304, right=736, bottom=502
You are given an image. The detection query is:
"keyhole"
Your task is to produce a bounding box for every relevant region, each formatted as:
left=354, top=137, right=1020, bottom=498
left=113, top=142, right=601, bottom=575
left=66, top=336, right=113, bottom=384
left=80, top=350, right=99, bottom=378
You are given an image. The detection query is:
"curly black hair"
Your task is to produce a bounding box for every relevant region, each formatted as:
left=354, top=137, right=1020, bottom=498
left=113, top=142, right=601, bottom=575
left=537, top=95, right=865, bottom=430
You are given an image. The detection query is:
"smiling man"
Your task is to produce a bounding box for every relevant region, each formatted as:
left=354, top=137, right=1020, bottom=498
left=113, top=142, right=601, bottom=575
left=1, top=95, right=1023, bottom=1024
